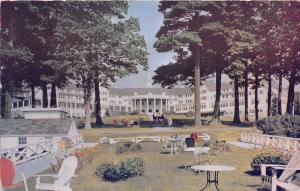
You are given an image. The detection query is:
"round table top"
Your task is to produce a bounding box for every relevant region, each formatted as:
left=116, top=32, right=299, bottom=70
left=185, top=147, right=210, bottom=152
left=191, top=165, right=235, bottom=172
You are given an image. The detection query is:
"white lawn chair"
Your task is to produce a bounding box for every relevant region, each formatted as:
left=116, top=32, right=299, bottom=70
left=35, top=156, right=78, bottom=191
left=261, top=151, right=300, bottom=191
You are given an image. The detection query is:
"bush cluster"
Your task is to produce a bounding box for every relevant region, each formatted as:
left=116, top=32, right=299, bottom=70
left=129, top=110, right=140, bottom=115
left=185, top=111, right=195, bottom=117
left=95, top=158, right=145, bottom=182
left=251, top=152, right=290, bottom=174
left=257, top=114, right=300, bottom=138
left=116, top=143, right=143, bottom=154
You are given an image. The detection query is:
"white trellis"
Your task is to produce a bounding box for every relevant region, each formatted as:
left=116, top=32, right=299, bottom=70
left=0, top=140, right=54, bottom=165
left=241, top=133, right=300, bottom=152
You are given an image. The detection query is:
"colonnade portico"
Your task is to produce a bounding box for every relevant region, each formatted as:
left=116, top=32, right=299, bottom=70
left=133, top=97, right=169, bottom=113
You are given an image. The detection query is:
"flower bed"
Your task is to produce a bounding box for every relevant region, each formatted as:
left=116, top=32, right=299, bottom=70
left=51, top=147, right=97, bottom=173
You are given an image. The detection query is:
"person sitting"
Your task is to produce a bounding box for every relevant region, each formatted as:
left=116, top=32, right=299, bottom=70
left=191, top=132, right=199, bottom=146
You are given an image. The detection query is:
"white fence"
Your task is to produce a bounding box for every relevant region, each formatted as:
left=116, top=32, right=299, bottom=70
left=241, top=133, right=300, bottom=152
left=70, top=135, right=83, bottom=146
left=0, top=140, right=54, bottom=165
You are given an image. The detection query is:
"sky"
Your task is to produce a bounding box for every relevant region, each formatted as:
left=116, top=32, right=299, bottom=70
left=113, top=1, right=173, bottom=88
left=113, top=1, right=292, bottom=89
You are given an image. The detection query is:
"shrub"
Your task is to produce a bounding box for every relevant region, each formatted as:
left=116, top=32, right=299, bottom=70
left=116, top=143, right=142, bottom=154
left=95, top=163, right=120, bottom=182
left=118, top=158, right=145, bottom=180
left=95, top=158, right=145, bottom=182
left=251, top=152, right=290, bottom=174
left=130, top=143, right=143, bottom=152
left=257, top=114, right=300, bottom=138
left=186, top=111, right=195, bottom=117
left=129, top=110, right=139, bottom=115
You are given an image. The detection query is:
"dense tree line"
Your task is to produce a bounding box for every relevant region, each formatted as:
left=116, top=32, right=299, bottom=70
left=153, top=1, right=300, bottom=125
left=0, top=1, right=148, bottom=128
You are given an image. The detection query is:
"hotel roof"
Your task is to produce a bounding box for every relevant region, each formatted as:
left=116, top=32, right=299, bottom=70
left=108, top=87, right=193, bottom=96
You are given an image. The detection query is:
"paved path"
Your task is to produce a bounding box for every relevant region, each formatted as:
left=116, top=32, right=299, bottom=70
left=228, top=141, right=262, bottom=150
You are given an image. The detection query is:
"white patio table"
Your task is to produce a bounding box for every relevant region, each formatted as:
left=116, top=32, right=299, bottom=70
left=191, top=165, right=235, bottom=191
left=166, top=138, right=182, bottom=154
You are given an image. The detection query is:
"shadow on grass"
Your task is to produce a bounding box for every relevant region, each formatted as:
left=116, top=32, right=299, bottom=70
left=244, top=170, right=260, bottom=177
left=160, top=151, right=171, bottom=154
left=177, top=165, right=187, bottom=170
left=221, top=120, right=253, bottom=128
left=91, top=123, right=129, bottom=128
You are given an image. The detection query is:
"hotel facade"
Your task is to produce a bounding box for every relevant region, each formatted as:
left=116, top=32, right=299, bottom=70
left=11, top=80, right=295, bottom=119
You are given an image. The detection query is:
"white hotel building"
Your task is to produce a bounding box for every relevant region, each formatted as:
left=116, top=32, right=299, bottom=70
left=11, top=80, right=291, bottom=119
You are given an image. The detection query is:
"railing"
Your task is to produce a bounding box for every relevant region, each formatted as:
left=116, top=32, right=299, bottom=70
left=0, top=140, right=54, bottom=165
left=241, top=133, right=300, bottom=152
left=70, top=135, right=84, bottom=146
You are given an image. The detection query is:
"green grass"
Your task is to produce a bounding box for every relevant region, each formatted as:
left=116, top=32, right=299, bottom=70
left=71, top=125, right=260, bottom=191
left=15, top=116, right=262, bottom=191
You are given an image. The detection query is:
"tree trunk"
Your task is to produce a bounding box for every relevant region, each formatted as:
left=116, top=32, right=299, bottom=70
left=244, top=71, right=249, bottom=122
left=84, top=82, right=92, bottom=128
left=31, top=85, right=35, bottom=108
left=255, top=74, right=259, bottom=122
left=267, top=75, right=272, bottom=116
left=191, top=11, right=201, bottom=127
left=286, top=70, right=296, bottom=115
left=3, top=4, right=14, bottom=118
left=50, top=82, right=57, bottom=108
left=42, top=82, right=48, bottom=108
left=194, top=50, right=201, bottom=127
left=211, top=68, right=221, bottom=124
left=233, top=76, right=240, bottom=123
left=278, top=74, right=282, bottom=115
left=1, top=87, right=5, bottom=118
left=4, top=89, right=12, bottom=119
left=94, top=79, right=103, bottom=127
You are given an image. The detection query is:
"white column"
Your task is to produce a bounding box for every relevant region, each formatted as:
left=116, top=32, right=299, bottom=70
left=140, top=98, right=142, bottom=113
left=146, top=98, right=149, bottom=113
left=154, top=98, right=156, bottom=112
left=160, top=98, right=163, bottom=113
left=133, top=99, right=136, bottom=111
left=165, top=99, right=168, bottom=111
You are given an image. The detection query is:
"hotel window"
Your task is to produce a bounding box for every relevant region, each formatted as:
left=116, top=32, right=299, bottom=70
left=18, top=137, right=27, bottom=145
left=13, top=102, right=18, bottom=108
left=18, top=101, right=23, bottom=107
left=149, top=101, right=152, bottom=105
left=24, top=100, right=29, bottom=107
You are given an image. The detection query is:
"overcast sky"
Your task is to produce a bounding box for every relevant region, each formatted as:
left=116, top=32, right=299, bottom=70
left=113, top=1, right=173, bottom=88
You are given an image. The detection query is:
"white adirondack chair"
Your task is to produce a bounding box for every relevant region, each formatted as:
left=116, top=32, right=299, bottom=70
left=35, top=156, right=78, bottom=191
left=261, top=151, right=300, bottom=191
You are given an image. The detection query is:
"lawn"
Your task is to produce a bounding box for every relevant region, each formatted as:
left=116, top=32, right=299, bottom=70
left=71, top=125, right=261, bottom=191
left=17, top=120, right=262, bottom=191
